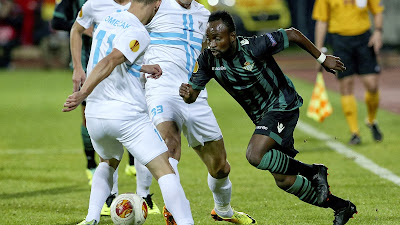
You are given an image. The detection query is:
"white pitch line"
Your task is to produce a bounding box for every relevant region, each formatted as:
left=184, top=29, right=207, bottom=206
left=297, top=120, right=400, bottom=186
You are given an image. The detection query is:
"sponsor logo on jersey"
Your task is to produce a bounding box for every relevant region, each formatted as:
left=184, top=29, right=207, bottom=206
left=129, top=40, right=140, bottom=52
left=212, top=66, right=226, bottom=71
left=256, top=126, right=268, bottom=131
left=79, top=9, right=83, bottom=18
left=193, top=61, right=199, bottom=73
left=240, top=39, right=249, bottom=45
left=277, top=122, right=285, bottom=133
left=243, top=61, right=254, bottom=71
left=266, top=33, right=277, bottom=46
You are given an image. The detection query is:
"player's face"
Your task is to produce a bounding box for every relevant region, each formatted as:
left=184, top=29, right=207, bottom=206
left=206, top=20, right=234, bottom=59
left=176, top=0, right=192, bottom=9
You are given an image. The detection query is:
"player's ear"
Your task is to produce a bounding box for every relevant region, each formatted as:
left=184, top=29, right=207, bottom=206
left=230, top=31, right=236, bottom=43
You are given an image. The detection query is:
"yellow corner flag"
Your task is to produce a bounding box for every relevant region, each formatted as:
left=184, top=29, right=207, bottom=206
left=307, top=72, right=332, bottom=122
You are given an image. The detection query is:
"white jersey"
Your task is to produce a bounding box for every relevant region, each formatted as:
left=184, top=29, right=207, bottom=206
left=144, top=0, right=210, bottom=97
left=75, top=0, right=131, bottom=30
left=85, top=11, right=151, bottom=119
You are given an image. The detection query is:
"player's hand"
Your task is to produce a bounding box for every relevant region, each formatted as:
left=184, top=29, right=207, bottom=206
left=179, top=83, right=192, bottom=99
left=72, top=68, right=86, bottom=92
left=368, top=30, right=382, bottom=54
left=141, top=64, right=162, bottom=79
left=322, top=55, right=346, bottom=75
left=62, top=91, right=87, bottom=112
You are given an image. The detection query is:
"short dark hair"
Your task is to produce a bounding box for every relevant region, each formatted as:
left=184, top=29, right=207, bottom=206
left=208, top=10, right=236, bottom=33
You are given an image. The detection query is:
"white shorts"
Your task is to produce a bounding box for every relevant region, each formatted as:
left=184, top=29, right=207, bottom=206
left=146, top=95, right=223, bottom=147
left=86, top=114, right=167, bottom=165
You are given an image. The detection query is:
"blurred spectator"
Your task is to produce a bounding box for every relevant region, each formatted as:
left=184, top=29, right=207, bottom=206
left=0, top=0, right=23, bottom=68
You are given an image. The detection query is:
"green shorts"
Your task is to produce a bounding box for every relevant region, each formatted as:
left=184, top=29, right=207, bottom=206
left=330, top=31, right=381, bottom=79
left=254, top=109, right=299, bottom=158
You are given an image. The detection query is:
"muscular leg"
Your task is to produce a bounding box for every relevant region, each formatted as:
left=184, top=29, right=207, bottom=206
left=193, top=139, right=233, bottom=217
left=135, top=121, right=181, bottom=214
left=247, top=134, right=349, bottom=209
left=156, top=121, right=182, bottom=179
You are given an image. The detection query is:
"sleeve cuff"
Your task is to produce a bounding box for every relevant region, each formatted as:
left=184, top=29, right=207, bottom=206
left=278, top=28, right=289, bottom=49
left=188, top=81, right=205, bottom=90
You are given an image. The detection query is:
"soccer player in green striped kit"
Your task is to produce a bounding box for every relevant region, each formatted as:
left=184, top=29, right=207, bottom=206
left=180, top=11, right=357, bottom=225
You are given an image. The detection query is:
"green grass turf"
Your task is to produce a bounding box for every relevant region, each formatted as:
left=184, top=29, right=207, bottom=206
left=0, top=69, right=399, bottom=225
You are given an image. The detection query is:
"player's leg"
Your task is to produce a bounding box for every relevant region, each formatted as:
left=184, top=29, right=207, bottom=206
left=192, top=140, right=256, bottom=224
left=146, top=153, right=193, bottom=225
left=80, top=118, right=125, bottom=224
left=361, top=74, right=383, bottom=141
left=331, top=33, right=361, bottom=145
left=134, top=157, right=160, bottom=214
left=187, top=98, right=256, bottom=224
left=249, top=109, right=329, bottom=204
left=339, top=76, right=361, bottom=145
left=81, top=104, right=97, bottom=185
left=248, top=110, right=357, bottom=224
left=357, top=32, right=383, bottom=142
left=141, top=95, right=185, bottom=216
left=122, top=116, right=193, bottom=225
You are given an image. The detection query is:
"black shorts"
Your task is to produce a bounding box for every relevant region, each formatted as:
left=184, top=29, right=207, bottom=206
left=330, top=31, right=380, bottom=79
left=254, top=109, right=299, bottom=158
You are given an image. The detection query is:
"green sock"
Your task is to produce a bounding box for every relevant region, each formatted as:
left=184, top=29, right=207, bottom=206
left=257, top=149, right=313, bottom=176
left=257, top=149, right=290, bottom=174
left=286, top=175, right=321, bottom=206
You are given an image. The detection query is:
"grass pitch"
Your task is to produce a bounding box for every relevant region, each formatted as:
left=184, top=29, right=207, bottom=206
left=0, top=69, right=399, bottom=225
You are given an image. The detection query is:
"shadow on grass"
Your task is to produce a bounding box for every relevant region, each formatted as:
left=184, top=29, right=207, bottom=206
left=0, top=185, right=86, bottom=200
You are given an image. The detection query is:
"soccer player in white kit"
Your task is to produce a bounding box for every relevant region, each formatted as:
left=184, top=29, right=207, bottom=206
left=137, top=0, right=257, bottom=224
left=70, top=0, right=161, bottom=216
left=63, top=0, right=194, bottom=224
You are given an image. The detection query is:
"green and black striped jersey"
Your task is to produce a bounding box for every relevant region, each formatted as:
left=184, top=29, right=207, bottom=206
left=52, top=0, right=91, bottom=71
left=189, top=29, right=303, bottom=124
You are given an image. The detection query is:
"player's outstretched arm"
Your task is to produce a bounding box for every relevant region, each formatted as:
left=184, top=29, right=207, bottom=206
left=179, top=83, right=200, bottom=104
left=63, top=49, right=125, bottom=112
left=285, top=27, right=345, bottom=74
left=70, top=21, right=88, bottom=92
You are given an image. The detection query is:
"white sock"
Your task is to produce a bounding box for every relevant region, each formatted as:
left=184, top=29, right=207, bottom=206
left=134, top=158, right=153, bottom=198
left=169, top=157, right=180, bottom=181
left=208, top=173, right=233, bottom=218
left=158, top=174, right=194, bottom=225
left=86, top=162, right=115, bottom=222
left=111, top=166, right=118, bottom=195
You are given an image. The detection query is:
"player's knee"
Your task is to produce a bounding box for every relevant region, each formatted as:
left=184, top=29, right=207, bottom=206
left=208, top=160, right=230, bottom=179
left=164, top=135, right=180, bottom=158
left=246, top=149, right=262, bottom=168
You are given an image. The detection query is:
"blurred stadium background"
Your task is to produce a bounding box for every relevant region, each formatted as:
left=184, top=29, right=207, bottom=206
left=1, top=1, right=400, bottom=225
left=1, top=0, right=400, bottom=69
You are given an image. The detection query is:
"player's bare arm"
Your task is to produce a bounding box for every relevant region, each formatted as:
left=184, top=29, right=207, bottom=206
left=179, top=83, right=200, bottom=104
left=70, top=21, right=89, bottom=92
left=285, top=27, right=345, bottom=74
left=369, top=12, right=383, bottom=54
left=63, top=49, right=126, bottom=112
